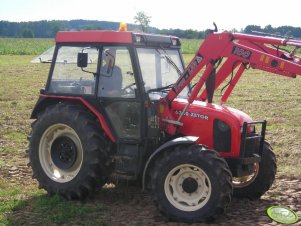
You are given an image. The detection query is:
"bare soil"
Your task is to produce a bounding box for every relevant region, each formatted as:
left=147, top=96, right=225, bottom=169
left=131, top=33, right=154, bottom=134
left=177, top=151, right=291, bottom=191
left=1, top=156, right=301, bottom=226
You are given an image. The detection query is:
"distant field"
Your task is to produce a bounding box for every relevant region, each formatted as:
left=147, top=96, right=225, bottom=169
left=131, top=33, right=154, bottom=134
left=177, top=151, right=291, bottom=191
left=0, top=38, right=54, bottom=55
left=0, top=38, right=201, bottom=55
left=1, top=37, right=300, bottom=56
left=181, top=39, right=203, bottom=54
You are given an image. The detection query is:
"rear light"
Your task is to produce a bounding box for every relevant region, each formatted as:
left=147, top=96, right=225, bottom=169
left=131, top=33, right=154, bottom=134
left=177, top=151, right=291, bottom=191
left=171, top=38, right=177, bottom=46
left=136, top=35, right=142, bottom=43
left=248, top=124, right=256, bottom=133
left=241, top=124, right=256, bottom=134
left=171, top=38, right=181, bottom=46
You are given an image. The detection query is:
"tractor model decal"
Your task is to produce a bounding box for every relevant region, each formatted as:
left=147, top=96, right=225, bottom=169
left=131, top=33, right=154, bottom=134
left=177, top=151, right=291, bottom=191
left=173, top=53, right=203, bottom=93
left=232, top=46, right=252, bottom=59
left=175, top=110, right=209, bottom=120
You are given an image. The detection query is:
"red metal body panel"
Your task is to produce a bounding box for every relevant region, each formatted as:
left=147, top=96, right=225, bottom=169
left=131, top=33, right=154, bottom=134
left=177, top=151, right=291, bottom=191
left=55, top=30, right=133, bottom=44
left=232, top=33, right=301, bottom=47
left=171, top=98, right=252, bottom=157
left=39, top=95, right=116, bottom=142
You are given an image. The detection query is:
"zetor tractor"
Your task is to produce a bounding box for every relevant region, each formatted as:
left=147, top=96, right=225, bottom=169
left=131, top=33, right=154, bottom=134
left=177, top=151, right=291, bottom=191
left=28, top=25, right=301, bottom=222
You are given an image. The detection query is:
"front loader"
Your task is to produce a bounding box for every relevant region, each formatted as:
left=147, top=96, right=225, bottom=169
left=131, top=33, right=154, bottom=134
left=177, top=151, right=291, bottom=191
left=28, top=25, right=301, bottom=222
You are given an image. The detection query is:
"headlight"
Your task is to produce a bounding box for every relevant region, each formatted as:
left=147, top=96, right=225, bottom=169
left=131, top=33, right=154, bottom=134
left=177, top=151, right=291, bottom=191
left=248, top=124, right=256, bottom=133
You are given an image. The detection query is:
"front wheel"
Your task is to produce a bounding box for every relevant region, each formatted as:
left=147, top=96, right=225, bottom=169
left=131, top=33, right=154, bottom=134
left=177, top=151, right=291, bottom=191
left=233, top=142, right=277, bottom=199
left=151, top=145, right=232, bottom=223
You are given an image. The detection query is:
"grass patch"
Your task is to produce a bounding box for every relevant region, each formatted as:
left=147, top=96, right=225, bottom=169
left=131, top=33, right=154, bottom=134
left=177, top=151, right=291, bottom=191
left=181, top=39, right=203, bottom=54
left=0, top=55, right=48, bottom=156
left=0, top=184, right=26, bottom=225
left=0, top=38, right=54, bottom=55
left=0, top=182, right=105, bottom=225
left=27, top=195, right=93, bottom=224
left=2, top=131, right=26, bottom=141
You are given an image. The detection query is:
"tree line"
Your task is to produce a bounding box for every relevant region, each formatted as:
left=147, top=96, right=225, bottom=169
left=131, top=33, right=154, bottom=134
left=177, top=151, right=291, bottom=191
left=244, top=25, right=301, bottom=39
left=0, top=20, right=300, bottom=39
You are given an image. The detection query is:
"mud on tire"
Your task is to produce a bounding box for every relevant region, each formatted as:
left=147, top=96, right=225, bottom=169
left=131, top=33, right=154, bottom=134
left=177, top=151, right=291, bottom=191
left=150, top=144, right=233, bottom=223
left=28, top=103, right=110, bottom=200
left=233, top=142, right=277, bottom=199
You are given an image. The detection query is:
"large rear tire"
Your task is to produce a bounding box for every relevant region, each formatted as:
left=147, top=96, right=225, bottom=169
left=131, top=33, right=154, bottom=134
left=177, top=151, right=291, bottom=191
left=233, top=142, right=276, bottom=199
left=151, top=144, right=232, bottom=223
left=29, top=103, right=110, bottom=200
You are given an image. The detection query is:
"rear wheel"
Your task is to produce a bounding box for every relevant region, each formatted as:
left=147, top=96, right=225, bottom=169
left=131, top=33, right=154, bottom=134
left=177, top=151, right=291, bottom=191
left=29, top=103, right=110, bottom=200
left=151, top=144, right=232, bottom=223
left=233, top=142, right=276, bottom=199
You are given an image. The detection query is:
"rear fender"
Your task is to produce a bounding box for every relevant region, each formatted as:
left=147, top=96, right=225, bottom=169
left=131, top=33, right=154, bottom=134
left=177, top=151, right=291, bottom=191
left=31, top=95, right=116, bottom=142
left=142, top=136, right=198, bottom=190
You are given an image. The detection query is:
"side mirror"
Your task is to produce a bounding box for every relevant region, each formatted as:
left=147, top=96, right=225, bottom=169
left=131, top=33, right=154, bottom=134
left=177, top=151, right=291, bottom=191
left=77, top=52, right=88, bottom=68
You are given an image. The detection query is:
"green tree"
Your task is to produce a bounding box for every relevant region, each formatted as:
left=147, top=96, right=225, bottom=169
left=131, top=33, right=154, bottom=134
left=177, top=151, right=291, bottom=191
left=22, top=28, right=34, bottom=38
left=134, top=11, right=151, bottom=32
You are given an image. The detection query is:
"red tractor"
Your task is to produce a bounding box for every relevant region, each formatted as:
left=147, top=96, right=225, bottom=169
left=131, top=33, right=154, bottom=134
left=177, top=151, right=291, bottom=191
left=28, top=25, right=301, bottom=222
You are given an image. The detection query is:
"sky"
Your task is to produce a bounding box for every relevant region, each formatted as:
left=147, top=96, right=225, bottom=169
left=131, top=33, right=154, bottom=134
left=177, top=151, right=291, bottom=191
left=1, top=0, right=300, bottom=31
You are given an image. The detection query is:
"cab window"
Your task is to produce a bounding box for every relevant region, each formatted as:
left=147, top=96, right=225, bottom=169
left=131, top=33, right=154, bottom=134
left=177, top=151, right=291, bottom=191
left=48, top=46, right=98, bottom=95
left=98, top=46, right=136, bottom=98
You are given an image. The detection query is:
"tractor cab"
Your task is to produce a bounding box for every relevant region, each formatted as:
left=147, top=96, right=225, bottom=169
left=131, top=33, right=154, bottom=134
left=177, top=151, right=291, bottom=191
left=31, top=30, right=191, bottom=180
left=40, top=30, right=187, bottom=142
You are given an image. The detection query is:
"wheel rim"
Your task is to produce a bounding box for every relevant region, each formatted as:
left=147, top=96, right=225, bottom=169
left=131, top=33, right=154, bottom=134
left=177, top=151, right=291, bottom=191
left=232, top=163, right=259, bottom=188
left=164, top=164, right=212, bottom=212
left=39, top=124, right=83, bottom=183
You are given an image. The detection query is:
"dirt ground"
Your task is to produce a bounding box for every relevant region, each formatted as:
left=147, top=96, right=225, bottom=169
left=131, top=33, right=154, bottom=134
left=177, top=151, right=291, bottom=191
left=95, top=177, right=301, bottom=226
left=1, top=155, right=301, bottom=226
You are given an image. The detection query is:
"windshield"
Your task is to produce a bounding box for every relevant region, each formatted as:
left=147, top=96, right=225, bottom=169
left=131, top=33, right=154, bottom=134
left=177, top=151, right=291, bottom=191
left=137, top=48, right=189, bottom=98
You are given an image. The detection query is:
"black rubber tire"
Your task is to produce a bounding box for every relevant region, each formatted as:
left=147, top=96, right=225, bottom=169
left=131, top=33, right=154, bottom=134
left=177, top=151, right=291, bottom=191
left=28, top=103, right=110, bottom=200
left=151, top=144, right=233, bottom=223
left=233, top=142, right=276, bottom=199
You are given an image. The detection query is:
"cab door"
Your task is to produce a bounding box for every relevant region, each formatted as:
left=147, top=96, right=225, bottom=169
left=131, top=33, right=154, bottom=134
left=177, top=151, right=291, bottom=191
left=97, top=46, right=142, bottom=141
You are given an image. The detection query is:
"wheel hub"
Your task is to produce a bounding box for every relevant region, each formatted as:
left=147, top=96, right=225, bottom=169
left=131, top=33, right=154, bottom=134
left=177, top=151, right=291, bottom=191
left=164, top=164, right=212, bottom=212
left=182, top=177, right=198, bottom=193
left=51, top=136, right=77, bottom=170
left=39, top=124, right=83, bottom=183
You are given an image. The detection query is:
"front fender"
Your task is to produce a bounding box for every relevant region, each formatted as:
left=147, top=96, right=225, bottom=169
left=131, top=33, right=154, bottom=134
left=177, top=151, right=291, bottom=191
left=142, top=136, right=198, bottom=190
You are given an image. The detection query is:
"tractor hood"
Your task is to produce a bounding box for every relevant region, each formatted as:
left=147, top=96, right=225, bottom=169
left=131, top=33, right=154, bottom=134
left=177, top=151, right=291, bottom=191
left=172, top=99, right=253, bottom=127
left=169, top=98, right=254, bottom=154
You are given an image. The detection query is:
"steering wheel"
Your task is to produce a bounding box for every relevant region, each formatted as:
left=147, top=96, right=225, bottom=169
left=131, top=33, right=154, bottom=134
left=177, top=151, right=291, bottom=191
left=122, top=82, right=136, bottom=95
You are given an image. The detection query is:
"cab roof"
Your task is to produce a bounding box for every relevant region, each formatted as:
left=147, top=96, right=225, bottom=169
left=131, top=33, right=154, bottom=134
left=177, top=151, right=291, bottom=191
left=55, top=30, right=181, bottom=47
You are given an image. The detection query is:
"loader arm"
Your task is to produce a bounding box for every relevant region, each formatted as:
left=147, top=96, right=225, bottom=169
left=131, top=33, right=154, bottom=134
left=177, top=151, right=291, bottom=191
left=160, top=32, right=301, bottom=135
